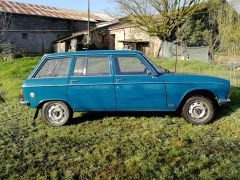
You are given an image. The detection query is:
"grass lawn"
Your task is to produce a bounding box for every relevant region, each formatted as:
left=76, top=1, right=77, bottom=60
left=0, top=57, right=240, bottom=179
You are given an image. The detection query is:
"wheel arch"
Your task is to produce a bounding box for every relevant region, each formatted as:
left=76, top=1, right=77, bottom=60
left=177, top=89, right=218, bottom=112
left=37, top=100, right=73, bottom=111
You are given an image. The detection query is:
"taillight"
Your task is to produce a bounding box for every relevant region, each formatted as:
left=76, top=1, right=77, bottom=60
left=21, top=89, right=24, bottom=101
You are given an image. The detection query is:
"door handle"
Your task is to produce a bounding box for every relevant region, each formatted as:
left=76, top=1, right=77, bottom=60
left=70, top=80, right=79, bottom=83
left=116, top=78, right=126, bottom=83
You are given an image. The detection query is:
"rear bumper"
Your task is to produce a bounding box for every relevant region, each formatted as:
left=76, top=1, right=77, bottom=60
left=218, top=98, right=231, bottom=106
left=19, top=100, right=30, bottom=106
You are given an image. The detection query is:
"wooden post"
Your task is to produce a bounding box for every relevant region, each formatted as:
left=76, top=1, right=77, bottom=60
left=175, top=27, right=179, bottom=73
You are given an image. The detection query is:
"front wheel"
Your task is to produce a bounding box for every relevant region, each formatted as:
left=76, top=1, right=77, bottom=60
left=42, top=101, right=72, bottom=126
left=182, top=96, right=215, bottom=125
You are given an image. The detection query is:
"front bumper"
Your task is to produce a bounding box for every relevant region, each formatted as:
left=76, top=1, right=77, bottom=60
left=19, top=100, right=30, bottom=106
left=218, top=98, right=231, bottom=106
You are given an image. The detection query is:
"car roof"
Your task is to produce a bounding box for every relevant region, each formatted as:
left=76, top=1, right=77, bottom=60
left=43, top=50, right=143, bottom=58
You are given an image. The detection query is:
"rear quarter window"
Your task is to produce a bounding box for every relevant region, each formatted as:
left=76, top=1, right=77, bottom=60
left=35, top=58, right=71, bottom=78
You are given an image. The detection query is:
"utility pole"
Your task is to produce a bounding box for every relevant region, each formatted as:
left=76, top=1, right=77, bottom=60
left=174, top=27, right=179, bottom=73
left=87, top=0, right=90, bottom=45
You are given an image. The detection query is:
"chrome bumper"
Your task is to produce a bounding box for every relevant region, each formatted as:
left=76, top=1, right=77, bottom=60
left=19, top=101, right=30, bottom=106
left=218, top=98, right=231, bottom=106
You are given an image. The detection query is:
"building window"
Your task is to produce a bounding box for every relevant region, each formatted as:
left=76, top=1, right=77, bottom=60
left=22, top=33, right=28, bottom=39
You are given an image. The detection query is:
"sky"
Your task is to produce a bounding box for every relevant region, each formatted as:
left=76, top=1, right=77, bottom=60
left=9, top=0, right=116, bottom=13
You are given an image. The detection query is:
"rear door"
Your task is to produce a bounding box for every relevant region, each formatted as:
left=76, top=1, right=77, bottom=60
left=67, top=55, right=116, bottom=111
left=113, top=54, right=166, bottom=110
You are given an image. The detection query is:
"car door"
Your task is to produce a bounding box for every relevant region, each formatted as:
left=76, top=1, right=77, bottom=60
left=113, top=54, right=166, bottom=110
left=67, top=55, right=116, bottom=111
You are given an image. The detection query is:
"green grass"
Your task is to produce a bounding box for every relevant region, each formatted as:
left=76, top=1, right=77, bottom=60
left=0, top=57, right=240, bottom=179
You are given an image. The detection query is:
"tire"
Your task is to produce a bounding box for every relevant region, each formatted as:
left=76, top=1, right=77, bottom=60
left=181, top=96, right=215, bottom=125
left=42, top=101, right=73, bottom=126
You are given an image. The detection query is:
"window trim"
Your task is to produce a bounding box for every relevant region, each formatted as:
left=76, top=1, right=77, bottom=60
left=32, top=56, right=73, bottom=79
left=71, top=55, right=112, bottom=77
left=112, top=54, right=157, bottom=77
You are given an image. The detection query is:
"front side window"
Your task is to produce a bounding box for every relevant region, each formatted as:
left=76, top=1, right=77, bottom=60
left=115, top=56, right=149, bottom=75
left=35, top=58, right=71, bottom=78
left=73, top=56, right=110, bottom=76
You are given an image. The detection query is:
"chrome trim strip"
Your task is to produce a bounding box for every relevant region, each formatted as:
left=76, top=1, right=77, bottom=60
left=115, top=82, right=164, bottom=85
left=22, top=81, right=224, bottom=88
left=68, top=83, right=113, bottom=86
left=33, top=77, right=69, bottom=80
left=115, top=75, right=153, bottom=77
left=164, top=82, right=224, bottom=85
left=23, top=84, right=68, bottom=88
left=71, top=75, right=112, bottom=78
left=116, top=82, right=224, bottom=85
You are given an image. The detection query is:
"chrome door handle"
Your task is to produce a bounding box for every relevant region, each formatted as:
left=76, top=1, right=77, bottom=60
left=70, top=80, right=79, bottom=83
left=116, top=78, right=126, bottom=82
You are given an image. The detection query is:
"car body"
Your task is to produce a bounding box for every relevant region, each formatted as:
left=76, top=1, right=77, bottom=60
left=20, top=50, right=230, bottom=126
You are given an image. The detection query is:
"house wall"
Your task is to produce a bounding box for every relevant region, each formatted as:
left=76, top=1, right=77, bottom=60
left=54, top=42, right=66, bottom=53
left=6, top=14, right=91, bottom=54
left=109, top=25, right=162, bottom=57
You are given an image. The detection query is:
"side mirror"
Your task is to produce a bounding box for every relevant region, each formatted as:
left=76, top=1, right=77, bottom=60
left=146, top=69, right=152, bottom=76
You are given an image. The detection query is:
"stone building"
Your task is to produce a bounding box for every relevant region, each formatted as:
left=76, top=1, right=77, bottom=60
left=55, top=20, right=210, bottom=60
left=55, top=20, right=162, bottom=57
left=0, top=0, right=110, bottom=55
left=108, top=22, right=161, bottom=57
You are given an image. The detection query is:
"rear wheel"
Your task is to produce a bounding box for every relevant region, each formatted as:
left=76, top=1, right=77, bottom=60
left=182, top=96, right=215, bottom=125
left=42, top=101, right=72, bottom=126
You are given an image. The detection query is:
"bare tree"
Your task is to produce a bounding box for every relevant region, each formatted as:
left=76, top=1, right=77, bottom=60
left=0, top=11, right=13, bottom=56
left=115, top=0, right=205, bottom=54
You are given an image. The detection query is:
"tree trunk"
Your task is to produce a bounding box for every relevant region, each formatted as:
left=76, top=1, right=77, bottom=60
left=157, top=41, right=164, bottom=58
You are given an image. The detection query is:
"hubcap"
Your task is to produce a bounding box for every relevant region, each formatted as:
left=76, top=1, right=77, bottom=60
left=188, top=101, right=210, bottom=121
left=47, top=103, right=67, bottom=124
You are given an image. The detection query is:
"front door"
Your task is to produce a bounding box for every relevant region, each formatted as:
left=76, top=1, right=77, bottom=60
left=67, top=55, right=116, bottom=111
left=113, top=55, right=166, bottom=110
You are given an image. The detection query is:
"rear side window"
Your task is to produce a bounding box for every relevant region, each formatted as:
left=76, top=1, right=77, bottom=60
left=35, top=58, right=71, bottom=78
left=73, top=56, right=110, bottom=76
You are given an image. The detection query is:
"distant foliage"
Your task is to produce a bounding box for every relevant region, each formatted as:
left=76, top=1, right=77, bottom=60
left=216, top=3, right=240, bottom=54
left=178, top=13, right=210, bottom=47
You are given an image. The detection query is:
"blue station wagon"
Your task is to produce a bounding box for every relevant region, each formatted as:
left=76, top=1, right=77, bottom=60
left=20, top=50, right=230, bottom=126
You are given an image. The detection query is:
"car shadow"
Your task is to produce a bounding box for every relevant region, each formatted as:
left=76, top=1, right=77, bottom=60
left=70, top=86, right=240, bottom=125
left=70, top=111, right=179, bottom=125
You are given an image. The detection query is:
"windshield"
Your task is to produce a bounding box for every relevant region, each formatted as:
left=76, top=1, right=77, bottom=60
left=145, top=57, right=166, bottom=73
